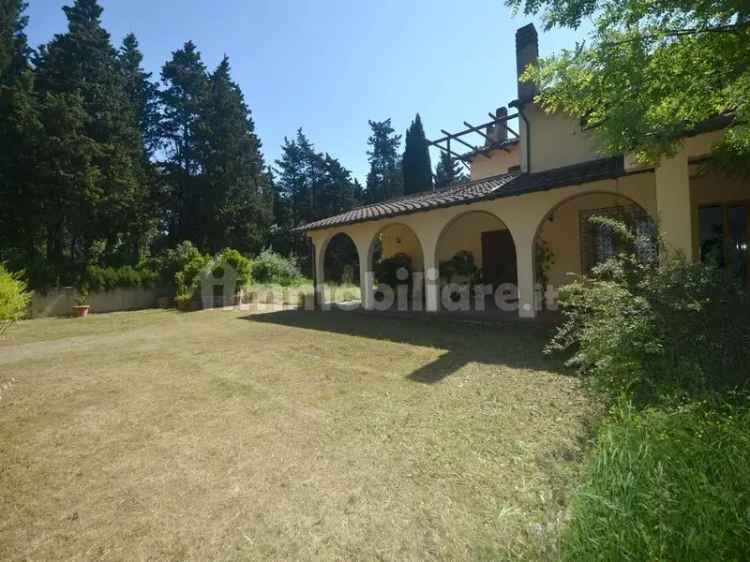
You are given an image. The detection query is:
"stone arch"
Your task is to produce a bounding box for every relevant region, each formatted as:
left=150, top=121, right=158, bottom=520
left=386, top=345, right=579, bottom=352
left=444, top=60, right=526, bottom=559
left=321, top=232, right=360, bottom=286
left=435, top=209, right=518, bottom=288
left=367, top=223, right=425, bottom=305
left=368, top=223, right=425, bottom=271
left=533, top=190, right=655, bottom=290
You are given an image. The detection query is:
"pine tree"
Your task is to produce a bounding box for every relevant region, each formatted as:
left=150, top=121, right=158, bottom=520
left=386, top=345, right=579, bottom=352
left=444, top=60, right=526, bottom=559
left=273, top=129, right=359, bottom=260
left=31, top=0, right=151, bottom=276
left=120, top=33, right=160, bottom=157
left=434, top=150, right=468, bottom=188
left=402, top=113, right=432, bottom=194
left=365, top=119, right=402, bottom=203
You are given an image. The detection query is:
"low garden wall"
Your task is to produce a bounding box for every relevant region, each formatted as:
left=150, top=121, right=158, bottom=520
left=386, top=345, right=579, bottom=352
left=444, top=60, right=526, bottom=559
left=30, top=287, right=166, bottom=318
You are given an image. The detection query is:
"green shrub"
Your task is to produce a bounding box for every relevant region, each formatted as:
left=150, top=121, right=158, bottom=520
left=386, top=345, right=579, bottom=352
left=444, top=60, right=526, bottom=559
left=548, top=217, right=750, bottom=404
left=83, top=264, right=157, bottom=291
left=0, top=264, right=31, bottom=335
left=251, top=249, right=302, bottom=286
left=135, top=262, right=159, bottom=287
left=562, top=399, right=750, bottom=561
left=148, top=241, right=209, bottom=295
left=213, top=248, right=252, bottom=289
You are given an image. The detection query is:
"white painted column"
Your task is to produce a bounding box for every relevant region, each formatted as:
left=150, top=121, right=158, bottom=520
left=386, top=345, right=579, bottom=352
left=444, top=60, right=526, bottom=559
left=514, top=226, right=537, bottom=319
left=421, top=233, right=440, bottom=312
left=655, top=145, right=693, bottom=258
left=357, top=246, right=374, bottom=310
left=349, top=234, right=374, bottom=311
left=313, top=237, right=327, bottom=309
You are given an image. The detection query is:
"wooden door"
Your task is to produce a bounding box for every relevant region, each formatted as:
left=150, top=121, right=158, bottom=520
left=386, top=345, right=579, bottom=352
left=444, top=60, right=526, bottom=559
left=481, top=229, right=517, bottom=287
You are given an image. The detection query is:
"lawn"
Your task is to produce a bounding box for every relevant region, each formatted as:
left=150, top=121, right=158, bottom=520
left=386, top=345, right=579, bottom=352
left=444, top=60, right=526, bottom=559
left=0, top=308, right=596, bottom=561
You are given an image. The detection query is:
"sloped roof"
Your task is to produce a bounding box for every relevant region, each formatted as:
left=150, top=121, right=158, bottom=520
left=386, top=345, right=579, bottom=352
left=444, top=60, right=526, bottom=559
left=296, top=156, right=625, bottom=232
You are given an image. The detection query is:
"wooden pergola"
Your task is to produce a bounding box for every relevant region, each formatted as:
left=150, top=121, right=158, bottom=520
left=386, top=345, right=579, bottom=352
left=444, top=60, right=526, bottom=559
left=427, top=107, right=519, bottom=171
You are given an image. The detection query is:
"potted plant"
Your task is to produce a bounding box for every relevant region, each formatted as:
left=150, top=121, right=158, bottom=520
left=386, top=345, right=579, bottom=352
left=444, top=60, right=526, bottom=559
left=72, top=287, right=90, bottom=318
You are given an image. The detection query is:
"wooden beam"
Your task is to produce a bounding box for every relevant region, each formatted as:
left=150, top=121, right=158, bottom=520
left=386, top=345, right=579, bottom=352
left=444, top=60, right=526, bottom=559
left=428, top=141, right=464, bottom=161
left=441, top=129, right=491, bottom=159
left=463, top=121, right=491, bottom=142
left=426, top=112, right=520, bottom=154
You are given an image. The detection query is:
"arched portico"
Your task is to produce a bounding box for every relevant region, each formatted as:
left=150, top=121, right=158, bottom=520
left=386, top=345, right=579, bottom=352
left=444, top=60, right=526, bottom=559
left=314, top=229, right=371, bottom=309
left=367, top=223, right=425, bottom=310
left=534, top=191, right=656, bottom=296
left=434, top=210, right=517, bottom=311
left=307, top=171, right=660, bottom=318
left=318, top=232, right=361, bottom=304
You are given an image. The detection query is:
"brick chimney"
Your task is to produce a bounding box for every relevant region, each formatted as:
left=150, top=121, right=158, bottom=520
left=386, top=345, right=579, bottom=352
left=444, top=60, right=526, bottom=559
left=485, top=107, right=508, bottom=145
left=515, top=24, right=538, bottom=103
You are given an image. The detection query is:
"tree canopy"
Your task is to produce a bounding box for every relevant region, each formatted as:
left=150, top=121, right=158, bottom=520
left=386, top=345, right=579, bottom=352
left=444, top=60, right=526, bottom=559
left=0, top=0, right=398, bottom=289
left=506, top=0, right=750, bottom=173
left=272, top=129, right=362, bottom=269
left=434, top=150, right=468, bottom=188
left=0, top=0, right=29, bottom=83
left=365, top=119, right=403, bottom=203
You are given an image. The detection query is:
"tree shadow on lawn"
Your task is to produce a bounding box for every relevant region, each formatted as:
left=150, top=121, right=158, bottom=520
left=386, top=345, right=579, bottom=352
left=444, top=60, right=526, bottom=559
left=241, top=309, right=568, bottom=384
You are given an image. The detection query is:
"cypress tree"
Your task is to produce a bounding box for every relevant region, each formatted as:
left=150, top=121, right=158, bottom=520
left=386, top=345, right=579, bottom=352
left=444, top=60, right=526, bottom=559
left=159, top=41, right=210, bottom=246
left=201, top=56, right=272, bottom=254
left=402, top=113, right=433, bottom=194
left=0, top=0, right=39, bottom=281
left=0, top=0, right=29, bottom=84
left=120, top=33, right=160, bottom=158
left=33, top=0, right=150, bottom=275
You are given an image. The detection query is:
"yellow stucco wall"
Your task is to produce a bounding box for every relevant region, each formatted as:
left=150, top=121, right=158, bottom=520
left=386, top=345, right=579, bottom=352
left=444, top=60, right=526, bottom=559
left=525, top=104, right=600, bottom=173
left=309, top=171, right=663, bottom=315
left=307, top=120, right=741, bottom=316
left=536, top=173, right=657, bottom=288
left=379, top=224, right=424, bottom=271
left=435, top=212, right=507, bottom=268
left=468, top=144, right=520, bottom=181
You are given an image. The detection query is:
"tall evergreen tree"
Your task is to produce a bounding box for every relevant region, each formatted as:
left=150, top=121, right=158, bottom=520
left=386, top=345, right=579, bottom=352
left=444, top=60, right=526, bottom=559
left=365, top=118, right=402, bottom=203
left=273, top=129, right=360, bottom=262
left=200, top=56, right=272, bottom=254
left=0, top=0, right=37, bottom=280
left=30, top=0, right=150, bottom=278
left=402, top=113, right=432, bottom=194
left=159, top=41, right=210, bottom=246
left=0, top=0, right=29, bottom=84
left=120, top=33, right=160, bottom=157
left=434, top=151, right=468, bottom=188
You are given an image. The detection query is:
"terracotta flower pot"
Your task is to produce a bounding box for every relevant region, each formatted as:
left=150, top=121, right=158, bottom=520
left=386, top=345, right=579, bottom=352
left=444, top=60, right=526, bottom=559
left=72, top=305, right=90, bottom=318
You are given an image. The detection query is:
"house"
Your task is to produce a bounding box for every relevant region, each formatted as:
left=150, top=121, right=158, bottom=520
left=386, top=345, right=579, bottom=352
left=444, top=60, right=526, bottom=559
left=297, top=24, right=748, bottom=319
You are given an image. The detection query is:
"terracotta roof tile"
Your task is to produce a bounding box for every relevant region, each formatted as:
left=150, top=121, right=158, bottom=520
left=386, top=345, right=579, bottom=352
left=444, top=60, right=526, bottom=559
left=296, top=156, right=625, bottom=232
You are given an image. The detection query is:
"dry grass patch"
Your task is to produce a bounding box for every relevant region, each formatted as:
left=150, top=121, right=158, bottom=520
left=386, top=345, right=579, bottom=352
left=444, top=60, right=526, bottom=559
left=0, top=308, right=596, bottom=561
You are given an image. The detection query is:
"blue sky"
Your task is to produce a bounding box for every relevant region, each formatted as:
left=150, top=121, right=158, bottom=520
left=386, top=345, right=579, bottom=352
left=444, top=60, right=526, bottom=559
left=25, top=0, right=589, bottom=183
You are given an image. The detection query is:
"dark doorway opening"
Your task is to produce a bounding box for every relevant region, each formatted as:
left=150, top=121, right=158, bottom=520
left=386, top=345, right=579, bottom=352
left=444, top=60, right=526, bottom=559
left=481, top=229, right=518, bottom=288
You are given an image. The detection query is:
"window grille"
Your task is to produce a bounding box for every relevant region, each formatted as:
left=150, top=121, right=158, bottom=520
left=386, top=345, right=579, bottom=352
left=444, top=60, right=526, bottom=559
left=580, top=205, right=656, bottom=273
